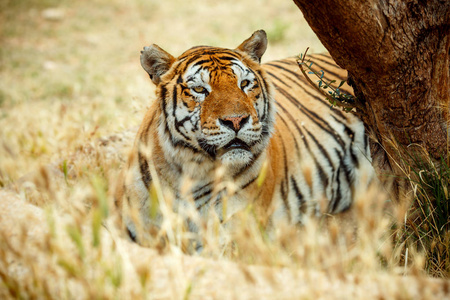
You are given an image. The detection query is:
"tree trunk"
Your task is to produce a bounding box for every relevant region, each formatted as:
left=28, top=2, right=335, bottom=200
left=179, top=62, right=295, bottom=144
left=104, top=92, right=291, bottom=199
left=292, top=0, right=450, bottom=186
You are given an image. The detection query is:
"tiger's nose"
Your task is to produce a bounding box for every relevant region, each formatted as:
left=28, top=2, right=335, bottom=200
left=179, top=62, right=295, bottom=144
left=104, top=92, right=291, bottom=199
left=219, top=115, right=249, bottom=132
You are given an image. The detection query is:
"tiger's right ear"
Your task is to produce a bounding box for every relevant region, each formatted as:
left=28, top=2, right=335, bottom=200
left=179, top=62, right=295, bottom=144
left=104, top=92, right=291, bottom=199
left=236, top=30, right=268, bottom=64
left=140, top=44, right=175, bottom=85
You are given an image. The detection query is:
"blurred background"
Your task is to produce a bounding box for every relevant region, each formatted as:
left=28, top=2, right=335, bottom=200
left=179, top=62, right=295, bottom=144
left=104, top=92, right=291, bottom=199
left=0, top=0, right=325, bottom=183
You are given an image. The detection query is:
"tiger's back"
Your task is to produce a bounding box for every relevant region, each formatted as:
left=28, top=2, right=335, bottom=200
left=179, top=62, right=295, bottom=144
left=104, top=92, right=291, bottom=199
left=115, top=30, right=374, bottom=242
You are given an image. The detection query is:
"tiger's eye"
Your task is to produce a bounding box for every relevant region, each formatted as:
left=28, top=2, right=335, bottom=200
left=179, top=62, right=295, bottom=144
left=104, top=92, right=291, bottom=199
left=193, top=86, right=206, bottom=94
left=240, top=79, right=250, bottom=89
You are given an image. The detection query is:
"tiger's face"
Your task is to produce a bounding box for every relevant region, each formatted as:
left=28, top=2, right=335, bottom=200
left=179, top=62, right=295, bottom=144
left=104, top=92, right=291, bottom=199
left=179, top=50, right=269, bottom=166
left=141, top=31, right=274, bottom=169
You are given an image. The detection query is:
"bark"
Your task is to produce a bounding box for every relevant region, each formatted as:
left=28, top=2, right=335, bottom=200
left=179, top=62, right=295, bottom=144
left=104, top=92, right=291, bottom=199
left=292, top=0, right=450, bottom=181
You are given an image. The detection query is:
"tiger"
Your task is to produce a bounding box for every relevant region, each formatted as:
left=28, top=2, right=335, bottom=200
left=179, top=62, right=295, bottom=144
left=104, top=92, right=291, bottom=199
left=114, top=30, right=375, bottom=244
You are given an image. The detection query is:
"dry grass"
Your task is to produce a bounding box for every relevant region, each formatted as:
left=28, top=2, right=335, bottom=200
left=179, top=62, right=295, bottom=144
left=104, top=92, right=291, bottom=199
left=1, top=0, right=449, bottom=299
left=0, top=0, right=325, bottom=184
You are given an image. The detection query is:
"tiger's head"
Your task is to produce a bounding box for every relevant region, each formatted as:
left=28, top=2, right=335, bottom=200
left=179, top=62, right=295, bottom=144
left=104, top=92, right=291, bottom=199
left=140, top=30, right=275, bottom=169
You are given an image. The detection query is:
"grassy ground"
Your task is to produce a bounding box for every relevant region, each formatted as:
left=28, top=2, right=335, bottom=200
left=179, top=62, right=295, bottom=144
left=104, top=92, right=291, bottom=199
left=0, top=0, right=448, bottom=299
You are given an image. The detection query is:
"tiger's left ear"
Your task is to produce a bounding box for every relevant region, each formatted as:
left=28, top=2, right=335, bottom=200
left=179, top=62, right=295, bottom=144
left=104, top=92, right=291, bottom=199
left=236, top=30, right=268, bottom=64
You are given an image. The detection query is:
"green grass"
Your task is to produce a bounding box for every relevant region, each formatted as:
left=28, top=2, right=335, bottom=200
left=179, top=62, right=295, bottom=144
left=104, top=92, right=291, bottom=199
left=393, top=146, right=450, bottom=277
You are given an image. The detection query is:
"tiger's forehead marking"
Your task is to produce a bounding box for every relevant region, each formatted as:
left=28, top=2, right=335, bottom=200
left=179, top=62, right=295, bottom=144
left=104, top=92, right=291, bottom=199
left=184, top=65, right=210, bottom=85
left=178, top=46, right=241, bottom=61
left=178, top=47, right=250, bottom=84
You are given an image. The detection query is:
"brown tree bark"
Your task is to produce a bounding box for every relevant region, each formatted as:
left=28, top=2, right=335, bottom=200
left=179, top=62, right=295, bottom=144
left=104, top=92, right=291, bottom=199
left=292, top=0, right=450, bottom=183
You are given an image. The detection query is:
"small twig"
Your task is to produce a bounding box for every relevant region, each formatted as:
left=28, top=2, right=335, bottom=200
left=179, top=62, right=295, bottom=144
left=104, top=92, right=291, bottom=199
left=297, top=48, right=362, bottom=117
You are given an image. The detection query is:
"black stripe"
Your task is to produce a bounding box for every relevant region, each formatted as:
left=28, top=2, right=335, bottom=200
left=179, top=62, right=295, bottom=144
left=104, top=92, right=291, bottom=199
left=242, top=175, right=258, bottom=190
left=270, top=69, right=306, bottom=90
left=330, top=169, right=342, bottom=213
left=303, top=127, right=336, bottom=171
left=160, top=81, right=200, bottom=153
left=127, top=226, right=137, bottom=243
left=161, top=84, right=202, bottom=153
left=160, top=84, right=173, bottom=140
left=312, top=54, right=340, bottom=68
left=176, top=115, right=192, bottom=126
left=172, top=84, right=178, bottom=118
left=279, top=133, right=291, bottom=222
left=196, top=194, right=213, bottom=210
left=198, top=187, right=226, bottom=211
left=266, top=62, right=328, bottom=99
left=290, top=176, right=306, bottom=217
left=231, top=61, right=245, bottom=72
left=336, top=149, right=352, bottom=192
left=255, top=69, right=272, bottom=124
left=274, top=84, right=346, bottom=153
left=200, top=49, right=239, bottom=57
left=277, top=110, right=300, bottom=156
left=267, top=71, right=292, bottom=89
left=309, top=60, right=346, bottom=81
left=197, top=138, right=217, bottom=159
left=138, top=150, right=151, bottom=190
left=266, top=62, right=322, bottom=96
left=315, top=53, right=333, bottom=61
left=277, top=83, right=344, bottom=147
left=280, top=179, right=287, bottom=207
left=329, top=150, right=352, bottom=213
left=364, top=134, right=369, bottom=153
left=265, top=62, right=348, bottom=120
left=302, top=139, right=329, bottom=192
left=192, top=181, right=213, bottom=195
left=140, top=113, right=155, bottom=144
left=219, top=56, right=239, bottom=61
left=331, top=115, right=353, bottom=136
left=275, top=100, right=333, bottom=191
left=194, top=188, right=213, bottom=202
left=276, top=105, right=331, bottom=190
left=350, top=147, right=359, bottom=169
left=180, top=54, right=203, bottom=73
left=185, top=65, right=207, bottom=82
left=173, top=105, right=192, bottom=142
left=301, top=133, right=329, bottom=190
left=265, top=62, right=303, bottom=82
left=173, top=139, right=202, bottom=154
left=331, top=115, right=360, bottom=168
left=193, top=59, right=213, bottom=68
left=271, top=59, right=297, bottom=67
left=179, top=49, right=240, bottom=63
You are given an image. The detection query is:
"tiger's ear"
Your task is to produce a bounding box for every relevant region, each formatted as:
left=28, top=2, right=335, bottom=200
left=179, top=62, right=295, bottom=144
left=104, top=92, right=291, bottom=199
left=140, top=44, right=176, bottom=85
left=236, top=30, right=268, bottom=64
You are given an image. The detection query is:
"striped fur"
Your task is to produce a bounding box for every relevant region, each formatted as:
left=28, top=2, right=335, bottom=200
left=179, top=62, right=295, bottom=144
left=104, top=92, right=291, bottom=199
left=115, top=30, right=374, bottom=242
